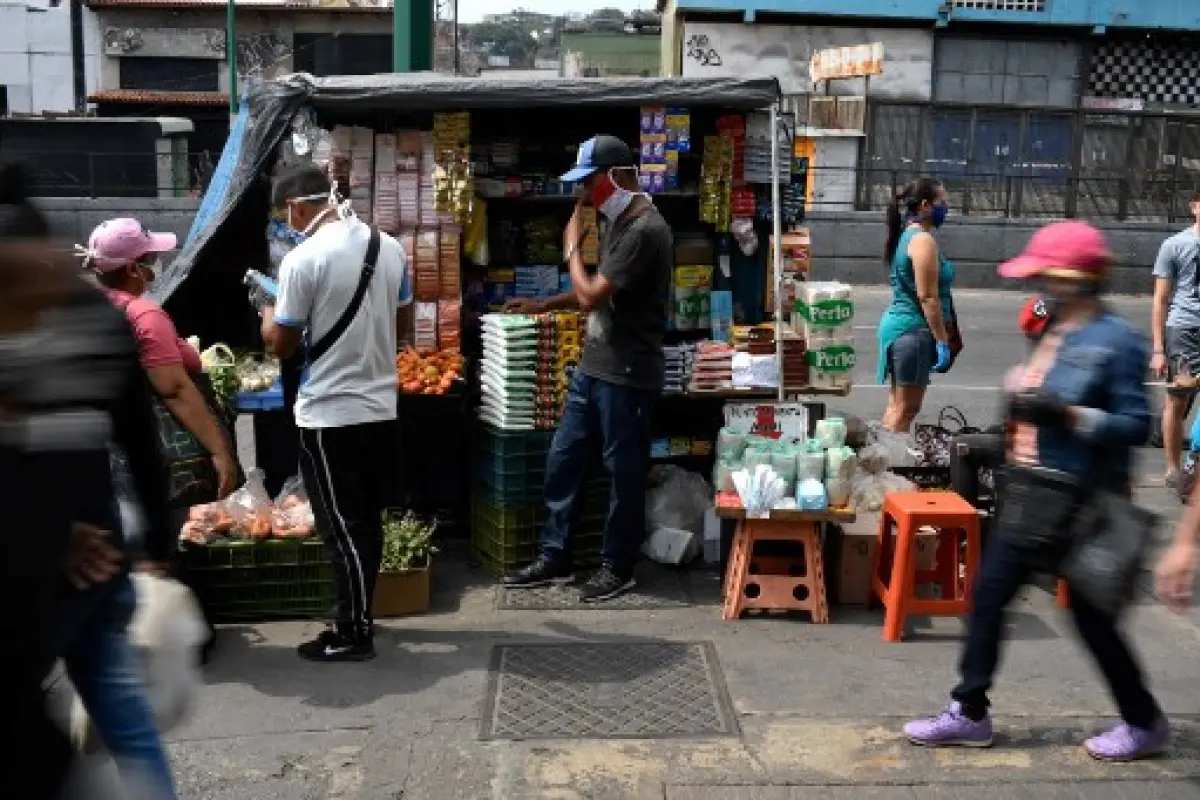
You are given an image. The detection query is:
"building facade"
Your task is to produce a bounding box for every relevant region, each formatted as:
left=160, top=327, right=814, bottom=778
left=0, top=0, right=103, bottom=114
left=660, top=0, right=1200, bottom=222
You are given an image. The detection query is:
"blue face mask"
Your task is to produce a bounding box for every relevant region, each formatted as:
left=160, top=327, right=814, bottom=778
left=929, top=203, right=949, bottom=228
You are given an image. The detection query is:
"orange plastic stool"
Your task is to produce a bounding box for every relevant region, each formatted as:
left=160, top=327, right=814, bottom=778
left=722, top=519, right=829, bottom=623
left=870, top=491, right=982, bottom=642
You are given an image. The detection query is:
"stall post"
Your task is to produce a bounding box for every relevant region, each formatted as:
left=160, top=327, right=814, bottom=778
left=226, top=0, right=237, bottom=118
left=769, top=101, right=784, bottom=402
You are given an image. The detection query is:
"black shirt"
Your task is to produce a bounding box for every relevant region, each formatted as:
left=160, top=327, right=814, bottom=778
left=579, top=204, right=673, bottom=391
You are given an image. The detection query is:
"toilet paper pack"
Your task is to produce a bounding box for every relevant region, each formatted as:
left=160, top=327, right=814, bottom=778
left=797, top=282, right=854, bottom=342
left=806, top=336, right=856, bottom=391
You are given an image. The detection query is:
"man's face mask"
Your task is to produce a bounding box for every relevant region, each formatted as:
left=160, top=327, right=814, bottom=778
left=286, top=186, right=344, bottom=236
left=587, top=168, right=641, bottom=221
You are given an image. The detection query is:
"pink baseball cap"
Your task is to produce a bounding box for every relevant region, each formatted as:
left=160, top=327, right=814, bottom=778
left=998, top=221, right=1112, bottom=280
left=83, top=217, right=177, bottom=272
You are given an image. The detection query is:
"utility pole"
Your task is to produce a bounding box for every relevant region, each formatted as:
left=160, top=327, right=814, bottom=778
left=393, top=0, right=434, bottom=73
left=227, top=0, right=238, bottom=120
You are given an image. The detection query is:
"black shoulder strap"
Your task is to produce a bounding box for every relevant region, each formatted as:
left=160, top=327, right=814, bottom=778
left=307, top=226, right=380, bottom=365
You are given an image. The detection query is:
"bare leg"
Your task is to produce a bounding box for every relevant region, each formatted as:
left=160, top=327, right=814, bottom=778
left=1163, top=392, right=1189, bottom=479
left=886, top=385, right=928, bottom=434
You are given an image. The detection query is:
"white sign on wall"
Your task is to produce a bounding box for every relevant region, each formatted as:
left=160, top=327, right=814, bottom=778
left=681, top=22, right=933, bottom=100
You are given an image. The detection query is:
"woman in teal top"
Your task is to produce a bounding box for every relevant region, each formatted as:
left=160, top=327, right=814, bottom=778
left=877, top=176, right=956, bottom=432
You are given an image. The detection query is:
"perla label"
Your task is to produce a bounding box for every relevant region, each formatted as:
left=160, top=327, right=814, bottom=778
left=796, top=298, right=855, bottom=327
left=807, top=345, right=856, bottom=373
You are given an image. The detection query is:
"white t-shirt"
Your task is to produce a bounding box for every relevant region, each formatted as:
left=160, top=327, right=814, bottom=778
left=274, top=215, right=411, bottom=429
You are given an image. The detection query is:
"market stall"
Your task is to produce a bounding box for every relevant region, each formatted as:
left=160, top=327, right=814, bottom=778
left=158, top=70, right=892, bottom=619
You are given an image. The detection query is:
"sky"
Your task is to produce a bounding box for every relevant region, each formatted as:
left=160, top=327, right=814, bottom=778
left=457, top=1, right=651, bottom=24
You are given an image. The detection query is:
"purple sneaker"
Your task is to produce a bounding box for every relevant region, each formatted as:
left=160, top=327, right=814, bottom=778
left=904, top=701, right=994, bottom=748
left=1084, top=718, right=1169, bottom=762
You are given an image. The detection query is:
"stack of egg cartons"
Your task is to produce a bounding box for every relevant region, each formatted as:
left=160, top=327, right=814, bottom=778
left=479, top=314, right=537, bottom=431
left=796, top=281, right=855, bottom=392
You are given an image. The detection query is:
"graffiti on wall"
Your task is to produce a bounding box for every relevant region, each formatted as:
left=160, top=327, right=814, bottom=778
left=685, top=34, right=722, bottom=68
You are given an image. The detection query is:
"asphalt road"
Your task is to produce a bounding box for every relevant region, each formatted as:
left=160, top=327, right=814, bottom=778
left=835, top=287, right=1169, bottom=440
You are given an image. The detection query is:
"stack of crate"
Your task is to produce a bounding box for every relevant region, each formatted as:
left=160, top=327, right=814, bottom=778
left=470, top=423, right=609, bottom=576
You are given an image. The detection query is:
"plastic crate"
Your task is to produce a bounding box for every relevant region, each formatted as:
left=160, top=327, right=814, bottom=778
left=182, top=539, right=336, bottom=622
left=470, top=496, right=605, bottom=576
left=472, top=467, right=608, bottom=508
left=474, top=424, right=556, bottom=476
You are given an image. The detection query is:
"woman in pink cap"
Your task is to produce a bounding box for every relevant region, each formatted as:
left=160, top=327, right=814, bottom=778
left=82, top=218, right=237, bottom=508
left=904, top=221, right=1168, bottom=762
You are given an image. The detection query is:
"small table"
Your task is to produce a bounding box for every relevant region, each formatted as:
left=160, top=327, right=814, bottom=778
left=715, top=495, right=856, bottom=622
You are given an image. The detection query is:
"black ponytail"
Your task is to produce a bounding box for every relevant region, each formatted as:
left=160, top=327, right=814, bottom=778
left=883, top=176, right=941, bottom=265
left=0, top=161, right=49, bottom=241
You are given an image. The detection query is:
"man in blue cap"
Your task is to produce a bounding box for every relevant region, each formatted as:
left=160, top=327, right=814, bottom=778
left=504, top=134, right=673, bottom=602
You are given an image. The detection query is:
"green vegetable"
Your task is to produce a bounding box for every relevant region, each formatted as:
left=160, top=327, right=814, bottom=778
left=380, top=511, right=437, bottom=573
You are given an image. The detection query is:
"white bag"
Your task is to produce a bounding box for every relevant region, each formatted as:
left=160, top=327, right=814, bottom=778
left=71, top=575, right=208, bottom=751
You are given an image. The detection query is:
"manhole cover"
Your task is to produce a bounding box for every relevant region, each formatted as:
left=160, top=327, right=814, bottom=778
left=480, top=641, right=739, bottom=740
left=496, top=565, right=692, bottom=610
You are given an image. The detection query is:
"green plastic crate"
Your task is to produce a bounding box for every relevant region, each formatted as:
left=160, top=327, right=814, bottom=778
left=182, top=539, right=336, bottom=622
left=470, top=496, right=605, bottom=576
left=472, top=464, right=608, bottom=508
left=474, top=424, right=556, bottom=476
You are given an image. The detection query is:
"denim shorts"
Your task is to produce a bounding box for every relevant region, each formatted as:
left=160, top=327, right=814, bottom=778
left=887, top=327, right=936, bottom=387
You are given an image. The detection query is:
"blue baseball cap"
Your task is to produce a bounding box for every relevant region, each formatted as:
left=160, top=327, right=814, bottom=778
left=559, top=134, right=637, bottom=183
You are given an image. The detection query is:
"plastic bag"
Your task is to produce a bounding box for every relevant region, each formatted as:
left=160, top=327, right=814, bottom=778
left=222, top=468, right=273, bottom=540
left=271, top=475, right=316, bottom=538
left=858, top=422, right=918, bottom=474
left=851, top=468, right=917, bottom=513
left=70, top=575, right=207, bottom=751
left=646, top=465, right=713, bottom=534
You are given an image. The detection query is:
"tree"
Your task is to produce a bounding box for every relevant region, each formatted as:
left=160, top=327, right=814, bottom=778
left=468, top=21, right=536, bottom=66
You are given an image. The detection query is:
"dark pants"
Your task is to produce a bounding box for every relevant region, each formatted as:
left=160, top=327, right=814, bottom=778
left=540, top=373, right=655, bottom=574
left=953, top=534, right=1161, bottom=728
left=298, top=421, right=396, bottom=642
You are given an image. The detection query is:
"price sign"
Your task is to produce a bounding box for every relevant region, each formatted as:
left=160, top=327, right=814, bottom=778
left=723, top=401, right=810, bottom=441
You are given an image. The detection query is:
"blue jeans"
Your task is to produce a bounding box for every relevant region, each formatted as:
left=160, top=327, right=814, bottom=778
left=540, top=372, right=655, bottom=573
left=52, top=574, right=178, bottom=799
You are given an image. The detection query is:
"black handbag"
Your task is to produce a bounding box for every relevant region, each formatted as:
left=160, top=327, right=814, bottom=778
left=993, top=465, right=1086, bottom=570
left=1061, top=490, right=1158, bottom=618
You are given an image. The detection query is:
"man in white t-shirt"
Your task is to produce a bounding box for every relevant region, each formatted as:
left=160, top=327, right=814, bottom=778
left=260, top=166, right=411, bottom=663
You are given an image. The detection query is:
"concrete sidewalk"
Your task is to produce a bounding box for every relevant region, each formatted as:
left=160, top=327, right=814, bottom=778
left=154, top=484, right=1200, bottom=800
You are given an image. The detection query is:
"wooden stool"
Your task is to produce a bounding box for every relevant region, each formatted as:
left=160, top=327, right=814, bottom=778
left=722, top=518, right=829, bottom=623
left=870, top=491, right=982, bottom=642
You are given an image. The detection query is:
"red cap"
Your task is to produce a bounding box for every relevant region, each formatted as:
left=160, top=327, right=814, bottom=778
left=998, top=221, right=1112, bottom=280
left=1018, top=296, right=1050, bottom=339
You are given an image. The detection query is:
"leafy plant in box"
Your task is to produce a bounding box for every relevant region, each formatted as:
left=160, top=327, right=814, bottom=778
left=380, top=511, right=437, bottom=573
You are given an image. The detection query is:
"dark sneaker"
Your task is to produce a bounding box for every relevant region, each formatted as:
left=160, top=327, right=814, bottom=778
left=297, top=630, right=375, bottom=663
left=1085, top=717, right=1170, bottom=762
left=579, top=564, right=636, bottom=603
left=904, top=701, right=994, bottom=747
left=503, top=555, right=574, bottom=588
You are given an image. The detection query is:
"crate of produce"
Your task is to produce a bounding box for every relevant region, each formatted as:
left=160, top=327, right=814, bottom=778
left=181, top=539, right=335, bottom=623
left=470, top=496, right=606, bottom=576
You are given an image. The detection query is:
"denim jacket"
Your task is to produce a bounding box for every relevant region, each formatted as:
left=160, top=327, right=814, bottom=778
left=1030, top=309, right=1150, bottom=490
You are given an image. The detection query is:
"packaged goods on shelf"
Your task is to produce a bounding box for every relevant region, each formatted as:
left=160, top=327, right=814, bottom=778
left=579, top=206, right=599, bottom=265
left=414, top=229, right=440, bottom=301
left=796, top=281, right=854, bottom=340
left=437, top=299, right=461, bottom=352
left=414, top=301, right=438, bottom=352
left=672, top=265, right=713, bottom=331
left=663, top=342, right=696, bottom=395
left=700, top=132, right=734, bottom=232
left=439, top=227, right=461, bottom=298
left=710, top=290, right=734, bottom=342
left=514, top=265, right=560, bottom=300
left=373, top=171, right=399, bottom=231
left=532, top=314, right=558, bottom=430
left=689, top=341, right=735, bottom=391
left=807, top=336, right=855, bottom=391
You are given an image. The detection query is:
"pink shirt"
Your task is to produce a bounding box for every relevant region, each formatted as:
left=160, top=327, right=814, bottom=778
left=105, top=289, right=202, bottom=374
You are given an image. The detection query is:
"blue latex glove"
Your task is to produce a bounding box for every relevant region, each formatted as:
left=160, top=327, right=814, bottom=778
left=933, top=340, right=953, bottom=373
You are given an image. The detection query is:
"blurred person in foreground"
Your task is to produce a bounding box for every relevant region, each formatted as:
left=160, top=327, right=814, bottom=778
left=904, top=221, right=1168, bottom=762
left=259, top=166, right=410, bottom=663
left=502, top=134, right=672, bottom=602
left=1157, top=476, right=1200, bottom=612
left=0, top=163, right=178, bottom=798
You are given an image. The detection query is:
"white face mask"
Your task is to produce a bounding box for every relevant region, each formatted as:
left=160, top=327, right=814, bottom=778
left=287, top=183, right=352, bottom=236
left=596, top=168, right=649, bottom=222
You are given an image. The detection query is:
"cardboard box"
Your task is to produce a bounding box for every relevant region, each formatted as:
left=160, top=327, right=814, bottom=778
left=835, top=516, right=878, bottom=606
left=915, top=526, right=939, bottom=572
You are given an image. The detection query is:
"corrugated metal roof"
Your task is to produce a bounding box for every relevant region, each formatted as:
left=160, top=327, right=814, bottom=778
left=85, top=0, right=391, bottom=11
left=88, top=89, right=231, bottom=106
